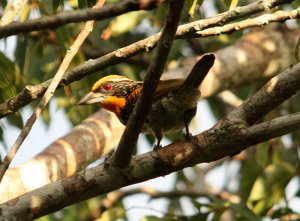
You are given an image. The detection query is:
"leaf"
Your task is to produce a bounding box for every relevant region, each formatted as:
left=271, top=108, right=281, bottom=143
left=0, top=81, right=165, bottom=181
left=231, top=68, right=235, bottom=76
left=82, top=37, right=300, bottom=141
left=239, top=154, right=261, bottom=203
left=248, top=162, right=296, bottom=215
left=97, top=207, right=125, bottom=221
left=294, top=36, right=300, bottom=62
left=271, top=207, right=294, bottom=219
left=77, top=0, right=86, bottom=8
left=0, top=124, right=4, bottom=144
left=185, top=0, right=204, bottom=17
left=229, top=203, right=262, bottom=221
left=101, top=11, right=150, bottom=40
left=15, top=35, right=28, bottom=74
left=52, top=0, right=63, bottom=13
left=87, top=0, right=96, bottom=7
left=6, top=112, right=24, bottom=129
left=223, top=0, right=239, bottom=10
left=0, top=51, right=15, bottom=78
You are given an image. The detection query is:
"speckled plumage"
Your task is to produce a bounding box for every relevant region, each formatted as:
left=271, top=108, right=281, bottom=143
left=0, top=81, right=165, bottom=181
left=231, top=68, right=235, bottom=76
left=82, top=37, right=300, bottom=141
left=78, top=54, right=215, bottom=147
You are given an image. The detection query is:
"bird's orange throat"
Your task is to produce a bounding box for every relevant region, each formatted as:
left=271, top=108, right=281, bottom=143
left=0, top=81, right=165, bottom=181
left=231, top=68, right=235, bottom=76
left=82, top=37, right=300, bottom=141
left=101, top=96, right=126, bottom=116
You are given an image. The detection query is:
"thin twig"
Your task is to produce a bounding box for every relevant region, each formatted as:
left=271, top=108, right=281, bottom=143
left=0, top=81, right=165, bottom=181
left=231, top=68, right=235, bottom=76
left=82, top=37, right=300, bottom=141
left=0, top=0, right=106, bottom=183
left=0, top=0, right=295, bottom=119
left=193, top=8, right=300, bottom=38
left=82, top=186, right=240, bottom=221
left=112, top=0, right=185, bottom=168
left=0, top=0, right=164, bottom=39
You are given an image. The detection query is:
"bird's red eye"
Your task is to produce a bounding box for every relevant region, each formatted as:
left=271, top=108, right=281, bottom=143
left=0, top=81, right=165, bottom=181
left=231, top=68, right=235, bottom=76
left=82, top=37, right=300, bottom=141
left=103, top=83, right=112, bottom=91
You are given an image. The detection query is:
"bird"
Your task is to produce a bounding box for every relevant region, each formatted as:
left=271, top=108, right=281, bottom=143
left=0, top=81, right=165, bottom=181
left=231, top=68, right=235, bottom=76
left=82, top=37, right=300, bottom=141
left=78, top=54, right=215, bottom=148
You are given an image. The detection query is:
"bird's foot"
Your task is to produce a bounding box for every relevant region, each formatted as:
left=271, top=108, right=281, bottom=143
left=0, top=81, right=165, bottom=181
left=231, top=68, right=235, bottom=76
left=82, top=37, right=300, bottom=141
left=184, top=132, right=198, bottom=143
left=153, top=144, right=163, bottom=151
left=184, top=132, right=193, bottom=139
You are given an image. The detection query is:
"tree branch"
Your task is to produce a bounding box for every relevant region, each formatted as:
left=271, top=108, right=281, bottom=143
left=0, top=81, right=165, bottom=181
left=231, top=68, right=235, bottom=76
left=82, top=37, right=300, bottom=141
left=1, top=59, right=300, bottom=220
left=82, top=186, right=239, bottom=221
left=0, top=0, right=295, bottom=119
left=0, top=0, right=106, bottom=183
left=0, top=0, right=164, bottom=39
left=192, top=8, right=300, bottom=38
left=0, top=109, right=124, bottom=203
left=112, top=0, right=185, bottom=168
left=229, top=62, right=300, bottom=125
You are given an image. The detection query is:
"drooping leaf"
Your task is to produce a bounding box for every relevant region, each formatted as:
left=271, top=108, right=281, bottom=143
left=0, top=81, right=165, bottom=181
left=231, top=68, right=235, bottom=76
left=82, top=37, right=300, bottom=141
left=294, top=36, right=300, bottom=62
left=185, top=0, right=204, bottom=17
left=223, top=0, right=239, bottom=10
left=229, top=203, right=262, bottom=221
left=248, top=162, right=296, bottom=215
left=52, top=0, right=63, bottom=13
left=6, top=112, right=23, bottom=129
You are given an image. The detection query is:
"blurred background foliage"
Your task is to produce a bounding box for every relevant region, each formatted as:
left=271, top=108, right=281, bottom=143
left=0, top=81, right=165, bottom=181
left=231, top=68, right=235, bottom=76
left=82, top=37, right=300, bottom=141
left=0, top=0, right=300, bottom=220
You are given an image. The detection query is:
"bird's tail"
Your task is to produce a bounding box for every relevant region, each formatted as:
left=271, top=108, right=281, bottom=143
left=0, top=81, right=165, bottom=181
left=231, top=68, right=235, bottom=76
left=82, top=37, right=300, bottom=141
left=182, top=54, right=215, bottom=88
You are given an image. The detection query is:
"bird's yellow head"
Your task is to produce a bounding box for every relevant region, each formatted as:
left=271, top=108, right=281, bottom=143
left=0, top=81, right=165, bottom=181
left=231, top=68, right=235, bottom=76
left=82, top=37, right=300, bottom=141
left=78, top=75, right=142, bottom=117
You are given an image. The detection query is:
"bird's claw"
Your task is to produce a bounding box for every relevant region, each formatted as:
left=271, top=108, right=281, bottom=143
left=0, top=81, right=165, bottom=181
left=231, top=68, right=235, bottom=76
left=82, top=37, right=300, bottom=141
left=184, top=132, right=193, bottom=139
left=153, top=144, right=163, bottom=151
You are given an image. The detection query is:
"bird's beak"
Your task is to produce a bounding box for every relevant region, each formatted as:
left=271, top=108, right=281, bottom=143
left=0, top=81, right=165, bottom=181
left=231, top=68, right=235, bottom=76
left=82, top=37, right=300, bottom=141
left=78, top=92, right=104, bottom=105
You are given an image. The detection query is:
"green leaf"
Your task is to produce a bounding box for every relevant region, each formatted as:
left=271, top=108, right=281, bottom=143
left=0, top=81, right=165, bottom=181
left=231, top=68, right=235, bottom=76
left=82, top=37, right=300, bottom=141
left=229, top=203, right=261, bottom=221
left=0, top=124, right=4, bottom=144
left=223, top=0, right=239, bottom=10
left=271, top=207, right=294, bottom=219
left=87, top=0, right=96, bottom=7
left=6, top=112, right=23, bottom=129
left=294, top=36, right=300, bottom=62
left=102, top=11, right=151, bottom=39
left=185, top=0, right=204, bottom=17
left=0, top=51, right=15, bottom=77
left=248, top=162, right=296, bottom=215
left=52, top=0, right=63, bottom=13
left=239, top=154, right=261, bottom=203
left=78, top=0, right=87, bottom=8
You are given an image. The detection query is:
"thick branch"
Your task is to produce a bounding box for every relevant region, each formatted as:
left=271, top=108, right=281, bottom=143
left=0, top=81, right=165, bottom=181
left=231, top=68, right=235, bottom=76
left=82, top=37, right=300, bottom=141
left=1, top=59, right=300, bottom=220
left=1, top=111, right=299, bottom=219
left=0, top=0, right=164, bottom=39
left=0, top=109, right=124, bottom=203
left=0, top=0, right=295, bottom=119
left=112, top=0, right=185, bottom=168
left=0, top=0, right=106, bottom=183
left=229, top=62, right=300, bottom=124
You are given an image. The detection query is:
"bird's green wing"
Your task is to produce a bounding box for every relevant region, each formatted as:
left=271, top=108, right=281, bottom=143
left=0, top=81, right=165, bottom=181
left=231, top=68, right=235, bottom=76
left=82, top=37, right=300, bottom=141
left=154, top=79, right=184, bottom=101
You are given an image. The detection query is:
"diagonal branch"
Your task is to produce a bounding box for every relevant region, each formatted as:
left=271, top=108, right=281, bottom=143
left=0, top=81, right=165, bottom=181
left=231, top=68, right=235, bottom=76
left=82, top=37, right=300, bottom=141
left=0, top=0, right=295, bottom=119
left=229, top=63, right=300, bottom=125
left=0, top=0, right=106, bottom=183
left=1, top=88, right=300, bottom=219
left=0, top=109, right=124, bottom=204
left=112, top=0, right=185, bottom=168
left=0, top=0, right=164, bottom=39
left=192, top=8, right=300, bottom=38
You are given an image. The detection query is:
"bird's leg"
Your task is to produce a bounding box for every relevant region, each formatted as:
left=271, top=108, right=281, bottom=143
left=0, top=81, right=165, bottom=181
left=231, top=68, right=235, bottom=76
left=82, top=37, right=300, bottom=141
left=184, top=122, right=192, bottom=139
left=183, top=110, right=193, bottom=139
left=152, top=129, right=163, bottom=151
